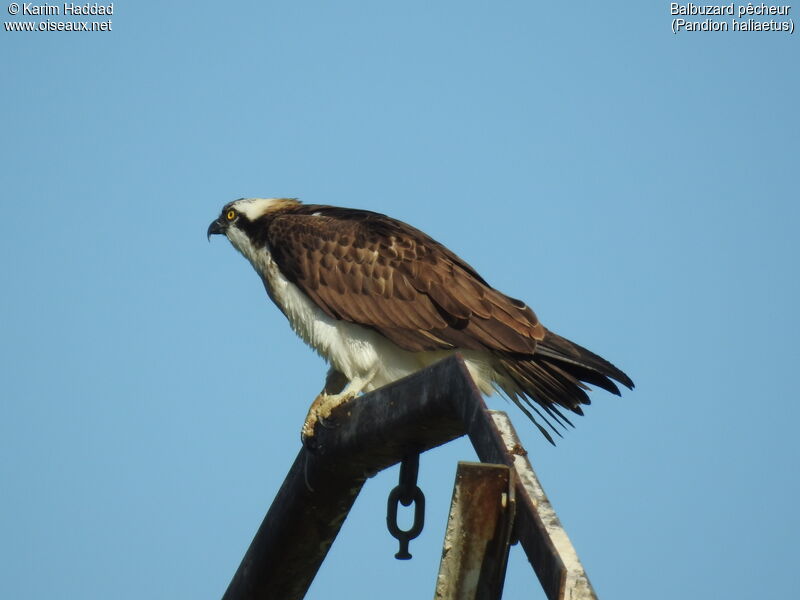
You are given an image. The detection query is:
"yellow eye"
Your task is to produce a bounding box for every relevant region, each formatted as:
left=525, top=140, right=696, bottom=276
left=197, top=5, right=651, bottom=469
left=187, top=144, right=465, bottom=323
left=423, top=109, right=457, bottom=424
left=226, top=209, right=236, bottom=221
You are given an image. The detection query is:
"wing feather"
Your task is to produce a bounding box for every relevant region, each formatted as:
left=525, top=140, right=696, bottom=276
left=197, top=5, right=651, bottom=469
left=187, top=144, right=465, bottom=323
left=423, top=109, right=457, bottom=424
left=265, top=206, right=542, bottom=354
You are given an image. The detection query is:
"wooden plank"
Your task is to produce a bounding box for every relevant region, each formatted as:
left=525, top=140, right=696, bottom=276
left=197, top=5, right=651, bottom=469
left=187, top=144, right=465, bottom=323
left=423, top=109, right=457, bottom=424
left=434, top=462, right=515, bottom=600
left=222, top=356, right=473, bottom=600
left=220, top=449, right=364, bottom=600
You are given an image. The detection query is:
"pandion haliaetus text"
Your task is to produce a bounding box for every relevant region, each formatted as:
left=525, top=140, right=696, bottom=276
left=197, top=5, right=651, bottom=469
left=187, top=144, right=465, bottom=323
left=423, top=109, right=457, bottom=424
left=208, top=198, right=633, bottom=443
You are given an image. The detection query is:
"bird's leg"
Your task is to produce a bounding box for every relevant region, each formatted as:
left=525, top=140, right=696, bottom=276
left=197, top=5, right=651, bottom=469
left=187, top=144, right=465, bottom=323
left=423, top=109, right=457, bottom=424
left=322, top=367, right=349, bottom=395
left=301, top=367, right=375, bottom=445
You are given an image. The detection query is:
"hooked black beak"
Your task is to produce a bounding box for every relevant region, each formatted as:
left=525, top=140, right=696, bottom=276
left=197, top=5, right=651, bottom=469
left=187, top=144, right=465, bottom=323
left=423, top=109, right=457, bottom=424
left=207, top=218, right=226, bottom=241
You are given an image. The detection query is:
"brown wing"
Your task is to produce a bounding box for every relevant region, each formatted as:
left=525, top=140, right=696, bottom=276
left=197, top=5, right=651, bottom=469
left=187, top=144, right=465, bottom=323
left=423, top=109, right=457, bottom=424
left=266, top=205, right=545, bottom=354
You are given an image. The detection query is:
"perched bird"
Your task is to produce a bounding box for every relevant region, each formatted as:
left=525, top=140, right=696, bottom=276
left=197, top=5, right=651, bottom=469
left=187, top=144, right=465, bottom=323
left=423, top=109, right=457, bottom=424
left=208, top=198, right=633, bottom=443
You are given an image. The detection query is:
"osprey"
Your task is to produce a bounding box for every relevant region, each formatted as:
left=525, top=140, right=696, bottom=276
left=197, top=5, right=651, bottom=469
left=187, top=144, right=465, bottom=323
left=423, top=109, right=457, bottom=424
left=208, top=198, right=633, bottom=443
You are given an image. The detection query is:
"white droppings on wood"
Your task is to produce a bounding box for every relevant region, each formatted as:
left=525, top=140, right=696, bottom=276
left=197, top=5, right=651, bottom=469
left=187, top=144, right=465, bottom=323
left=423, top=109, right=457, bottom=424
left=490, top=411, right=597, bottom=600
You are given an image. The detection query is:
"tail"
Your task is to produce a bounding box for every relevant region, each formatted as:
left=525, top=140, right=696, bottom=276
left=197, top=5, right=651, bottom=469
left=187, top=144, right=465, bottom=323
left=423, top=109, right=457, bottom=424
left=497, top=329, right=634, bottom=444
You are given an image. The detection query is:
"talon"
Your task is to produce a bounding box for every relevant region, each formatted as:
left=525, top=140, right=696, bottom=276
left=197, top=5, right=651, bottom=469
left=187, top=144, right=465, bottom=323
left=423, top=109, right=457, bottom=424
left=300, top=390, right=358, bottom=446
left=317, top=414, right=338, bottom=429
left=301, top=411, right=320, bottom=448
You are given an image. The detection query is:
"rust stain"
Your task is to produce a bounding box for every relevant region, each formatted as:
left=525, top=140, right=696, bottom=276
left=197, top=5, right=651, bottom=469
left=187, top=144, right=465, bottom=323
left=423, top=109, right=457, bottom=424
left=509, top=443, right=527, bottom=457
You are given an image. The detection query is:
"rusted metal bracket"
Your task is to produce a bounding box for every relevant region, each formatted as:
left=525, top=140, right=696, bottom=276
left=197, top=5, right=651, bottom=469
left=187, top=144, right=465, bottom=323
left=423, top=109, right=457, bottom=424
left=434, top=462, right=516, bottom=600
left=221, top=354, right=598, bottom=600
left=482, top=411, right=598, bottom=600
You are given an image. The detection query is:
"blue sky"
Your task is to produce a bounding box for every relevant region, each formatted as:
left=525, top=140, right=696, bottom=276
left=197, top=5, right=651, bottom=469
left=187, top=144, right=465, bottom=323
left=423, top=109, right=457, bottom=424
left=1, top=2, right=798, bottom=598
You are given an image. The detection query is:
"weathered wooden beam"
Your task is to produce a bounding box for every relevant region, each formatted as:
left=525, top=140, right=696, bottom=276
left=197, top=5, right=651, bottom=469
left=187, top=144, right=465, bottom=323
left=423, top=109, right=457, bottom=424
left=222, top=356, right=473, bottom=600
left=434, top=462, right=516, bottom=600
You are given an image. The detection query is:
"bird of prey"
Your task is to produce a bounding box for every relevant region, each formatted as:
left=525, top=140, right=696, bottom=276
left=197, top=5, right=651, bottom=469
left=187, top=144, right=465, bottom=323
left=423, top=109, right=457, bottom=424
left=208, top=198, right=633, bottom=443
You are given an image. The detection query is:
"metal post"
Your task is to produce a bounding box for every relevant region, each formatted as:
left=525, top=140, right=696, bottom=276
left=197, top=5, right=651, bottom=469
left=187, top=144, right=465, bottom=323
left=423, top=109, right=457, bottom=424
left=434, top=462, right=516, bottom=600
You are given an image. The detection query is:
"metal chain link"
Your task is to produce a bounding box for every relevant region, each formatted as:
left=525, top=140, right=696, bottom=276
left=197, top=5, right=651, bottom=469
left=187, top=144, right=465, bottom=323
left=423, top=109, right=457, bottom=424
left=386, top=454, right=425, bottom=559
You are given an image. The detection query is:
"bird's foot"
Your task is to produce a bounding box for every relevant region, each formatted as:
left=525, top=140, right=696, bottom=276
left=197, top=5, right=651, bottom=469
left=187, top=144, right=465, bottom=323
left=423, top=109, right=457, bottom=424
left=301, top=390, right=357, bottom=450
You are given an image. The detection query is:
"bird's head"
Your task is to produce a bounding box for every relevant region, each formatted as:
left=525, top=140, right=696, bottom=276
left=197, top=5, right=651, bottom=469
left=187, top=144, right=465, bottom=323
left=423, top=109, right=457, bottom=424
left=207, top=198, right=300, bottom=247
